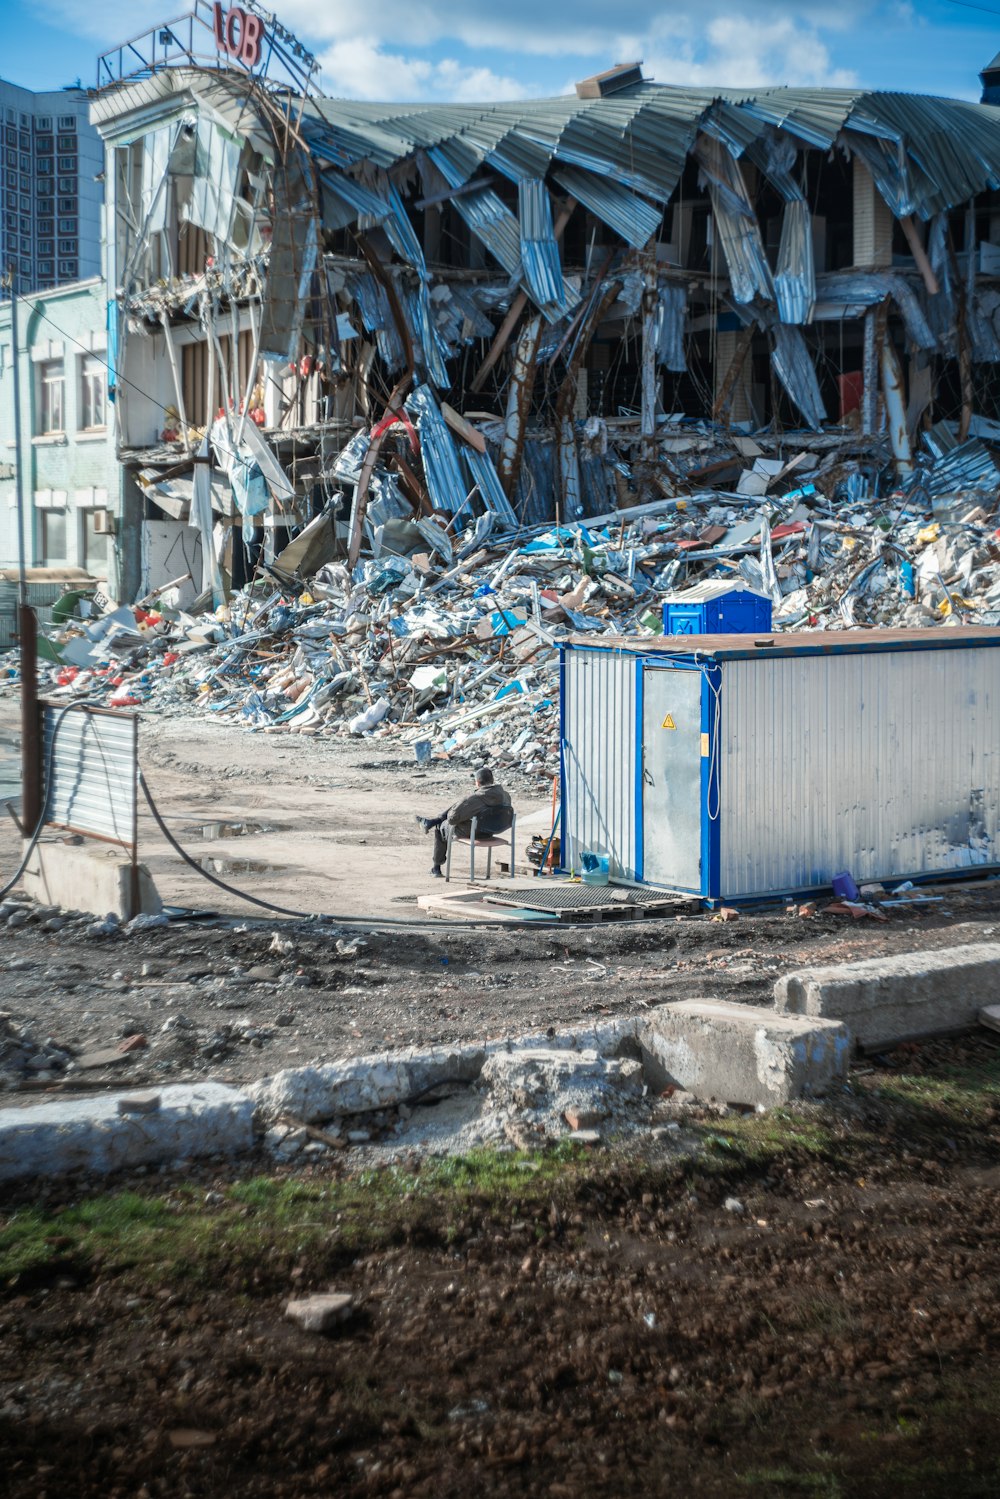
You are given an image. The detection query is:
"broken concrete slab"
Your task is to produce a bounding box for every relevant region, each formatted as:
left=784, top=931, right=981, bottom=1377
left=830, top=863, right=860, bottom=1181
left=0, top=1082, right=254, bottom=1181
left=480, top=1047, right=643, bottom=1117
left=774, top=942, right=1000, bottom=1048
left=639, top=1000, right=849, bottom=1107
left=246, top=1044, right=487, bottom=1125
left=247, top=1022, right=639, bottom=1126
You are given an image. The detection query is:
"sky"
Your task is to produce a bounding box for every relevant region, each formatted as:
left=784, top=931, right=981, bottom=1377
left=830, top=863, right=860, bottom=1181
left=2, top=0, right=1000, bottom=104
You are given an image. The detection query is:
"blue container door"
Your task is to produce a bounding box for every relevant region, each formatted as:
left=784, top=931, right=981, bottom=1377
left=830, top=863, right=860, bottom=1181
left=718, top=599, right=764, bottom=633
left=640, top=665, right=704, bottom=891
left=663, top=607, right=702, bottom=635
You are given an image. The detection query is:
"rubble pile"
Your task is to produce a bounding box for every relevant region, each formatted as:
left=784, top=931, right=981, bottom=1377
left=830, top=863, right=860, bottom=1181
left=3, top=416, right=999, bottom=783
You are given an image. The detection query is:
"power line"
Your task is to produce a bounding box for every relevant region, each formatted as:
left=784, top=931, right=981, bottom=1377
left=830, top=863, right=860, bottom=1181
left=944, top=0, right=1000, bottom=18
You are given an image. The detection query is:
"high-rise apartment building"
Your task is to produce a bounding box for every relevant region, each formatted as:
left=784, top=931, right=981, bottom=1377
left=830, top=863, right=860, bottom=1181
left=0, top=79, right=103, bottom=296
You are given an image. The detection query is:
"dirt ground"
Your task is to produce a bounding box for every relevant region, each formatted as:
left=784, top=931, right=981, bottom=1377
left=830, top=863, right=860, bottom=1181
left=1, top=693, right=1000, bottom=1093
left=4, top=699, right=1000, bottom=1494
left=3, top=1034, right=1000, bottom=1497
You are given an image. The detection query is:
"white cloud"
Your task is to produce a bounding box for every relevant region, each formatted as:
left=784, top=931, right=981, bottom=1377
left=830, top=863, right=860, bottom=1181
left=40, top=0, right=874, bottom=99
left=316, top=39, right=529, bottom=102
left=642, top=15, right=859, bottom=89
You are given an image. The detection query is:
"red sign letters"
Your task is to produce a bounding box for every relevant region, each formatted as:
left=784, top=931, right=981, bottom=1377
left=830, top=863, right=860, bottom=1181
left=213, top=3, right=263, bottom=68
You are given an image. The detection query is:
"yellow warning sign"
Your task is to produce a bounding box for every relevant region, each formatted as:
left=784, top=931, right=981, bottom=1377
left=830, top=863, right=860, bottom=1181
left=661, top=713, right=676, bottom=730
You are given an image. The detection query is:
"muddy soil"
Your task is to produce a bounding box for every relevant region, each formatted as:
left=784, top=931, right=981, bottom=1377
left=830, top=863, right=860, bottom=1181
left=3, top=1035, right=1000, bottom=1497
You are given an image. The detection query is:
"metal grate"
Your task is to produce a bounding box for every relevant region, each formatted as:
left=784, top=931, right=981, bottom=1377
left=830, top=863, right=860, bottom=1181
left=484, top=882, right=683, bottom=912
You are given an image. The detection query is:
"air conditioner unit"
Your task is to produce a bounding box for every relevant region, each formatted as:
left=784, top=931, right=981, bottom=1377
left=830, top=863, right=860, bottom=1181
left=92, top=509, right=113, bottom=534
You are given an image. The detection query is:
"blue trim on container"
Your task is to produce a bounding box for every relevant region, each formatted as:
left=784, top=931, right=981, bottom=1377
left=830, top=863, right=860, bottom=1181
left=634, top=656, right=645, bottom=882
left=570, top=633, right=1000, bottom=663
left=703, top=662, right=723, bottom=901
left=557, top=647, right=567, bottom=874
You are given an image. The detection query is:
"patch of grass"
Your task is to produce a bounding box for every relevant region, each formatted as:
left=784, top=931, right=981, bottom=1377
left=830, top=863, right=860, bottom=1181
left=0, top=1191, right=175, bottom=1279
left=694, top=1110, right=846, bottom=1169
left=737, top=1471, right=842, bottom=1494
left=0, top=1144, right=592, bottom=1292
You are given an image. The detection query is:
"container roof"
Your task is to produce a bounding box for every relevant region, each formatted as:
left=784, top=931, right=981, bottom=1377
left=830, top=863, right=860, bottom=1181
left=663, top=579, right=770, bottom=603
left=566, top=627, right=1000, bottom=661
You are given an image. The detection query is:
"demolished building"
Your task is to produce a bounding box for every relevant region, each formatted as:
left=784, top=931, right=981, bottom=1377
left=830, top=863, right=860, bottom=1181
left=86, top=10, right=1000, bottom=613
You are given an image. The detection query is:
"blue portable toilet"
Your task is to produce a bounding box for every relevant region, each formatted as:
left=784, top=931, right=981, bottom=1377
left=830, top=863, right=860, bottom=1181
left=662, top=579, right=772, bottom=636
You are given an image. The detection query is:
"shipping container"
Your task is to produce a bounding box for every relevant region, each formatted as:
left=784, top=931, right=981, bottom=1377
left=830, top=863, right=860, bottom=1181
left=560, top=629, right=1000, bottom=901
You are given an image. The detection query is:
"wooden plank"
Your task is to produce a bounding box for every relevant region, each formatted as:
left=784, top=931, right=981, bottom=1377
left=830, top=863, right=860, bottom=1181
left=441, top=402, right=487, bottom=453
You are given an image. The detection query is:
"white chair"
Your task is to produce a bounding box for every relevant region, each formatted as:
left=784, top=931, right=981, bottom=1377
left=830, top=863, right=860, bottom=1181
left=445, top=814, right=517, bottom=883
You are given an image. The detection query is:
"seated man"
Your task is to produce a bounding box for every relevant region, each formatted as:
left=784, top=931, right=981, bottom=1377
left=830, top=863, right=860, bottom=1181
left=417, top=766, right=514, bottom=877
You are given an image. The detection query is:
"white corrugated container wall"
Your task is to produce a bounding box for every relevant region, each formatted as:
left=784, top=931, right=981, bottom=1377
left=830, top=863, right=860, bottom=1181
left=561, top=648, right=637, bottom=878
left=718, top=648, right=1000, bottom=897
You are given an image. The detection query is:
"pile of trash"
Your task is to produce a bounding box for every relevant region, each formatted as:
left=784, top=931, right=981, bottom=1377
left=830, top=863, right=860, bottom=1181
left=3, top=418, right=999, bottom=785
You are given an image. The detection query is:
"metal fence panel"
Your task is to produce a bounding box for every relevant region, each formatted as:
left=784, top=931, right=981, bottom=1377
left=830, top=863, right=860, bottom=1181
left=42, top=705, right=137, bottom=850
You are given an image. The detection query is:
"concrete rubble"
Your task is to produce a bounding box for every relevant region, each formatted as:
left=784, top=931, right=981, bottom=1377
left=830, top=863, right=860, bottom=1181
left=0, top=1081, right=254, bottom=1182
left=3, top=922, right=999, bottom=1179
left=3, top=447, right=999, bottom=786
left=775, top=941, right=1000, bottom=1048
left=0, top=1006, right=846, bottom=1181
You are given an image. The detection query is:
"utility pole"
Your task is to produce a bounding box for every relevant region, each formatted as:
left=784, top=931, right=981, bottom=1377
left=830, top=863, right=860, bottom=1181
left=4, top=268, right=42, bottom=836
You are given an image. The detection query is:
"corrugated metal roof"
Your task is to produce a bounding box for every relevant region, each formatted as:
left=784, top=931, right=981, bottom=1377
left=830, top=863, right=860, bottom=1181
left=96, top=71, right=1000, bottom=334
left=770, top=323, right=827, bottom=429
left=552, top=165, right=661, bottom=249
left=518, top=179, right=568, bottom=316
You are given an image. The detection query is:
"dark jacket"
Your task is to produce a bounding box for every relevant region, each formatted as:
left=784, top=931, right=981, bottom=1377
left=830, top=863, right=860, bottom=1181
left=447, top=783, right=513, bottom=836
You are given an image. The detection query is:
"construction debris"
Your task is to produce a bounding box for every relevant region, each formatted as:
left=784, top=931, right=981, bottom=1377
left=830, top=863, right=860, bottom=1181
left=4, top=410, right=997, bottom=782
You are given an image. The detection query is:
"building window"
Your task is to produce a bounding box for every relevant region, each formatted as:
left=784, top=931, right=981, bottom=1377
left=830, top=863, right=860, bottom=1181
left=38, top=261, right=53, bottom=278
left=80, top=510, right=105, bottom=572
left=57, top=260, right=76, bottom=277
left=58, top=198, right=76, bottom=214
left=40, top=508, right=68, bottom=563
left=79, top=355, right=106, bottom=430
left=37, top=360, right=64, bottom=433
left=39, top=239, right=53, bottom=255
left=36, top=137, right=52, bottom=155
left=35, top=116, right=52, bottom=131
left=39, top=219, right=53, bottom=236
left=58, top=156, right=76, bottom=172
left=58, top=220, right=76, bottom=235
left=58, top=116, right=76, bottom=131
left=58, top=177, right=75, bottom=194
